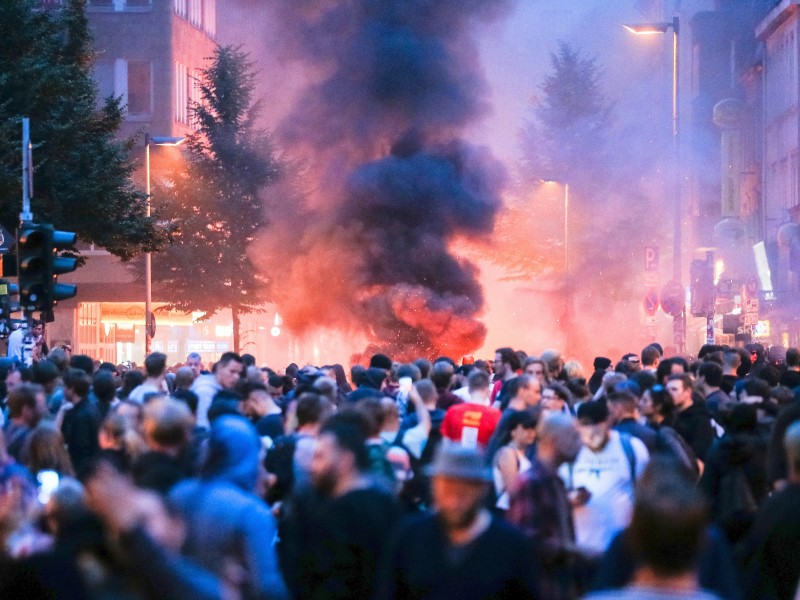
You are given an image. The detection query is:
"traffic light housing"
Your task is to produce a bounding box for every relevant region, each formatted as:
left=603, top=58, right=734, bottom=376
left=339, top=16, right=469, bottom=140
left=0, top=279, right=20, bottom=336
left=50, top=229, right=77, bottom=307
left=17, top=223, right=77, bottom=316
left=690, top=258, right=715, bottom=317
left=17, top=222, right=50, bottom=312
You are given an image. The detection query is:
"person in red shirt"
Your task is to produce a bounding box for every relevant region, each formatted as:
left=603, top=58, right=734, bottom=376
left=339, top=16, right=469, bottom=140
left=490, top=347, right=521, bottom=406
left=442, top=370, right=501, bottom=449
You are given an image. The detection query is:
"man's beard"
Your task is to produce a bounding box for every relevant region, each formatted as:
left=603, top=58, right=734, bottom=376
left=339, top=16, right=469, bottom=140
left=311, top=468, right=338, bottom=496
left=439, top=503, right=481, bottom=532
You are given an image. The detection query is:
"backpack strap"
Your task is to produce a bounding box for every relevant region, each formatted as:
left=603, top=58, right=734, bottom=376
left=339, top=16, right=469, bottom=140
left=619, top=433, right=637, bottom=488
left=392, top=428, right=405, bottom=447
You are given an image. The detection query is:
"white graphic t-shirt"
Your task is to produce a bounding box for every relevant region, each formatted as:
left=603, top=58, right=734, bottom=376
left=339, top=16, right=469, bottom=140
left=558, top=430, right=649, bottom=554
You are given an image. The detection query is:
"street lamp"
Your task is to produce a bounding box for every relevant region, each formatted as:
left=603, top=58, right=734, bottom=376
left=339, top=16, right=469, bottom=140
left=624, top=16, right=684, bottom=353
left=144, top=133, right=185, bottom=356
left=540, top=180, right=570, bottom=350
left=542, top=180, right=569, bottom=272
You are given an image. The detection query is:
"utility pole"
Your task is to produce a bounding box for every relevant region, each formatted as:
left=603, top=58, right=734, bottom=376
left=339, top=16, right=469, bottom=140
left=19, top=118, right=34, bottom=365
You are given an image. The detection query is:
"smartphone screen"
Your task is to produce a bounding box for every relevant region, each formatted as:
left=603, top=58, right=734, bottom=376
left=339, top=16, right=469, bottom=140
left=37, top=470, right=60, bottom=505
left=399, top=376, right=412, bottom=395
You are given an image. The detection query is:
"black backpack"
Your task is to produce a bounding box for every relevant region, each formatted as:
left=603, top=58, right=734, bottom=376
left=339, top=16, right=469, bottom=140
left=394, top=423, right=443, bottom=511
left=717, top=465, right=758, bottom=524
left=264, top=433, right=299, bottom=504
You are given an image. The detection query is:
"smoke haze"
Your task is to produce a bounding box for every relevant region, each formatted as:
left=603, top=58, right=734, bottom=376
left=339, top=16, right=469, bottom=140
left=253, top=0, right=513, bottom=361
left=228, top=0, right=732, bottom=367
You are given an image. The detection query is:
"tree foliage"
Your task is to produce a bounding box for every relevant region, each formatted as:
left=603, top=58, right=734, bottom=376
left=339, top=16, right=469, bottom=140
left=0, top=0, right=167, bottom=258
left=486, top=43, right=615, bottom=282
left=152, top=45, right=281, bottom=351
left=519, top=41, right=613, bottom=189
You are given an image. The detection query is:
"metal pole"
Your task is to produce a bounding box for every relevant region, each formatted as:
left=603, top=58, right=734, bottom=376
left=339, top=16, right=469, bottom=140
left=564, top=183, right=569, bottom=273
left=21, top=118, right=32, bottom=223
left=145, top=134, right=152, bottom=357
left=19, top=118, right=33, bottom=365
left=671, top=17, right=685, bottom=354
left=706, top=251, right=715, bottom=345
left=564, top=182, right=570, bottom=353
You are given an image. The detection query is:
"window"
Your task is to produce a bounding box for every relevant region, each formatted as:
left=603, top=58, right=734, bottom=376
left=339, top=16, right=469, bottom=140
left=176, top=62, right=188, bottom=124
left=175, top=0, right=214, bottom=36
left=127, top=61, right=151, bottom=116
left=189, top=0, right=201, bottom=27
left=93, top=60, right=115, bottom=106
left=189, top=71, right=203, bottom=128
left=203, top=0, right=216, bottom=37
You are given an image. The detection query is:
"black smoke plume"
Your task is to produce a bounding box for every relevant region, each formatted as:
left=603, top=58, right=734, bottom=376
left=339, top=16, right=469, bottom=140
left=255, top=0, right=512, bottom=361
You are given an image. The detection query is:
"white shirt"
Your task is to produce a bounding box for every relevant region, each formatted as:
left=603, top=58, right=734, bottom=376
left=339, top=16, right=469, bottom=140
left=380, top=422, right=429, bottom=460
left=127, top=381, right=167, bottom=404
left=452, top=386, right=471, bottom=402
left=6, top=328, right=23, bottom=363
left=559, top=430, right=649, bottom=554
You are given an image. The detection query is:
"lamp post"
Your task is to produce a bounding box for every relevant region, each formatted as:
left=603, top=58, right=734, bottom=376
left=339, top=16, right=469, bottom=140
left=624, top=16, right=684, bottom=352
left=144, top=133, right=185, bottom=356
left=541, top=180, right=570, bottom=350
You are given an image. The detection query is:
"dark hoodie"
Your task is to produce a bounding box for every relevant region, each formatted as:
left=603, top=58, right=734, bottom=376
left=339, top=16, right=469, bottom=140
left=674, top=400, right=718, bottom=462
left=169, top=416, right=289, bottom=599
left=345, top=367, right=386, bottom=403
left=699, top=408, right=768, bottom=544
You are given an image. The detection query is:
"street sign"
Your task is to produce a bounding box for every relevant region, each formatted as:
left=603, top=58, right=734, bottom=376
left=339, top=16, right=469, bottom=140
left=644, top=272, right=660, bottom=288
left=742, top=276, right=759, bottom=335
left=722, top=313, right=741, bottom=334
left=745, top=276, right=758, bottom=296
left=643, top=287, right=659, bottom=316
left=146, top=311, right=157, bottom=339
left=660, top=280, right=684, bottom=317
left=717, top=276, right=736, bottom=300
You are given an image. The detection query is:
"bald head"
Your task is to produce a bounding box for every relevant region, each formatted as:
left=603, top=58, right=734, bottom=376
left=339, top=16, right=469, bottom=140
left=174, top=366, right=195, bottom=390
left=537, top=412, right=581, bottom=467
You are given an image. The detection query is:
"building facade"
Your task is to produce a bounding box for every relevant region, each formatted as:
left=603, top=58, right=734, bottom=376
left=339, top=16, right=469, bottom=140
left=47, top=0, right=220, bottom=365
left=757, top=0, right=800, bottom=346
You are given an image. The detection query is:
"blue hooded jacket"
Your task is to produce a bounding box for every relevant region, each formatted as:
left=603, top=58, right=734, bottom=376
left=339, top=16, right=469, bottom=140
left=169, top=415, right=288, bottom=599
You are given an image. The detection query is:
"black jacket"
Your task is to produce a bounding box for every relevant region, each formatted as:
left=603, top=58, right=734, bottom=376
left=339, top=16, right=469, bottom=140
left=699, top=432, right=769, bottom=543
left=674, top=401, right=718, bottom=462
left=60, top=397, right=101, bottom=476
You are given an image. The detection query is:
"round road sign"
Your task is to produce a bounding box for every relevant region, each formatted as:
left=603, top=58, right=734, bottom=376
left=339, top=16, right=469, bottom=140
left=643, top=288, right=659, bottom=316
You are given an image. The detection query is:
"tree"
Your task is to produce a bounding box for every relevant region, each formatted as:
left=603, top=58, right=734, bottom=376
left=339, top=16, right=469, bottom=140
left=483, top=41, right=666, bottom=358
left=0, top=0, right=168, bottom=258
left=519, top=41, right=613, bottom=189
left=484, top=44, right=615, bottom=284
left=152, top=45, right=281, bottom=352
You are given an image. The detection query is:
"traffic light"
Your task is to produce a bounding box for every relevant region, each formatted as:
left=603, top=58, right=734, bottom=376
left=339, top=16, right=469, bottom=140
left=0, top=279, right=20, bottom=334
left=17, top=222, right=49, bottom=312
left=17, top=223, right=77, bottom=317
left=49, top=229, right=77, bottom=308
left=690, top=258, right=715, bottom=317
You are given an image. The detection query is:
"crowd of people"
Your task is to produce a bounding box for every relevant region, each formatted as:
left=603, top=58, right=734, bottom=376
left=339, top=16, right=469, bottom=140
left=0, top=340, right=798, bottom=599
